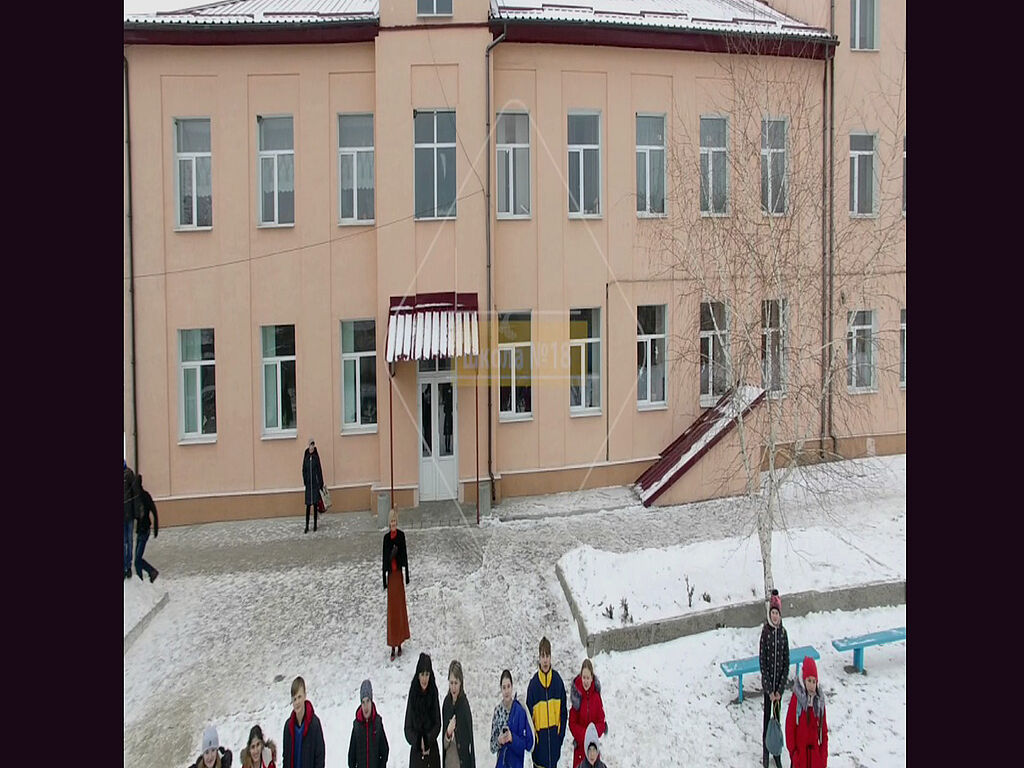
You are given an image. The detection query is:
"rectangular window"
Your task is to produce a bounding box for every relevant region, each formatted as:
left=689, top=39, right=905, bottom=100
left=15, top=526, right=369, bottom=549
left=342, top=320, right=377, bottom=430
left=636, top=114, right=666, bottom=215
left=498, top=312, right=532, bottom=419
left=849, top=133, right=876, bottom=216
left=902, top=135, right=906, bottom=216
left=175, top=118, right=212, bottom=229
left=261, top=324, right=297, bottom=434
left=568, top=113, right=601, bottom=216
left=258, top=116, right=295, bottom=226
left=414, top=110, right=457, bottom=219
left=569, top=308, right=601, bottom=412
left=846, top=310, right=877, bottom=392
left=339, top=114, right=375, bottom=224
left=417, top=0, right=452, bottom=15
left=637, top=305, right=667, bottom=406
left=496, top=112, right=531, bottom=218
left=179, top=329, right=216, bottom=438
left=900, top=308, right=906, bottom=388
left=851, top=0, right=877, bottom=50
left=761, top=119, right=787, bottom=215
left=700, top=301, right=730, bottom=406
left=761, top=299, right=788, bottom=395
left=700, top=116, right=728, bottom=215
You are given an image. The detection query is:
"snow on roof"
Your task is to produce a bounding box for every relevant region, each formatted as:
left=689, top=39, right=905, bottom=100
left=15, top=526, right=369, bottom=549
left=124, top=0, right=379, bottom=25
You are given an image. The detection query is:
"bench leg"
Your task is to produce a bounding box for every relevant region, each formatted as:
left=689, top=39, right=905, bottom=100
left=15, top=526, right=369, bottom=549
left=738, top=674, right=744, bottom=703
left=853, top=647, right=864, bottom=673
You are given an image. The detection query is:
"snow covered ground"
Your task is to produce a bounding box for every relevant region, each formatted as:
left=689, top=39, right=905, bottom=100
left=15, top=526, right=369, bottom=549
left=123, top=576, right=166, bottom=639
left=124, top=455, right=905, bottom=767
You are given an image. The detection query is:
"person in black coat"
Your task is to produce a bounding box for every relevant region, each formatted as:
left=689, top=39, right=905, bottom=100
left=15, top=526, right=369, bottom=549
left=134, top=474, right=160, bottom=583
left=441, top=660, right=476, bottom=768
left=301, top=438, right=325, bottom=534
left=383, top=510, right=411, bottom=660
left=759, top=589, right=790, bottom=768
left=124, top=461, right=139, bottom=579
left=349, top=679, right=389, bottom=768
left=405, top=652, right=441, bottom=768
left=283, top=676, right=326, bottom=768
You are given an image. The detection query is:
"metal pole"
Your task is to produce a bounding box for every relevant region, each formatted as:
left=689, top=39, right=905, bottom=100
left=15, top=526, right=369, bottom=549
left=475, top=358, right=480, bottom=525
left=389, top=366, right=395, bottom=512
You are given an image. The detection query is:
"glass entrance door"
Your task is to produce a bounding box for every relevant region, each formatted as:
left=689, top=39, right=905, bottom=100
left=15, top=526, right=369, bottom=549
left=418, top=361, right=457, bottom=501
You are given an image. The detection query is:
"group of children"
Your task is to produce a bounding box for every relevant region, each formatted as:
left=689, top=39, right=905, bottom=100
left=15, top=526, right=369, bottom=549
left=188, top=638, right=609, bottom=768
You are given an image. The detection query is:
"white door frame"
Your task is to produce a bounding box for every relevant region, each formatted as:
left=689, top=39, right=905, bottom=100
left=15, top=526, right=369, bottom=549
left=418, top=363, right=458, bottom=502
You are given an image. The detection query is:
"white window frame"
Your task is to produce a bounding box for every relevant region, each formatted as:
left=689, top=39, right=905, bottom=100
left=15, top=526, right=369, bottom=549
left=700, top=301, right=731, bottom=408
left=899, top=308, right=906, bottom=389
left=261, top=324, right=298, bottom=437
left=569, top=307, right=602, bottom=415
left=179, top=328, right=216, bottom=442
left=414, top=109, right=457, bottom=220
left=417, top=0, right=453, bottom=17
left=257, top=115, right=295, bottom=227
left=851, top=0, right=878, bottom=51
left=636, top=113, right=667, bottom=218
left=849, top=132, right=878, bottom=218
left=496, top=111, right=531, bottom=219
left=637, top=304, right=668, bottom=409
left=568, top=111, right=602, bottom=219
left=498, top=311, right=533, bottom=421
left=761, top=117, right=789, bottom=216
left=341, top=319, right=378, bottom=434
left=338, top=114, right=375, bottom=226
left=699, top=115, right=729, bottom=216
left=174, top=117, right=212, bottom=231
left=846, top=310, right=878, bottom=394
left=902, top=135, right=906, bottom=217
left=761, top=299, right=788, bottom=397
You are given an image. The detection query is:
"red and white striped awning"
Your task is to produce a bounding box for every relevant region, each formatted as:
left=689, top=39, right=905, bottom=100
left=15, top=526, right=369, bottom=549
left=385, top=292, right=480, bottom=363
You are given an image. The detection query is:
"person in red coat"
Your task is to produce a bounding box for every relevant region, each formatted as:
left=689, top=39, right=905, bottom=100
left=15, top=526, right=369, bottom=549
left=568, top=659, right=606, bottom=768
left=785, top=656, right=829, bottom=768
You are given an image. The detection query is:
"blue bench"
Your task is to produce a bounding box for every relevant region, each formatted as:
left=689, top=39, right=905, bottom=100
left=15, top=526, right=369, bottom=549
left=832, top=626, right=906, bottom=673
left=720, top=645, right=820, bottom=703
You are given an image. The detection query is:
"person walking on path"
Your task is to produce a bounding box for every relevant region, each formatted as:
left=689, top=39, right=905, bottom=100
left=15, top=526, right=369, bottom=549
left=404, top=652, right=442, bottom=768
left=527, top=636, right=567, bottom=768
left=441, top=659, right=476, bottom=768
left=348, top=679, right=389, bottom=768
left=134, top=473, right=160, bottom=583
left=124, top=460, right=139, bottom=580
left=189, top=725, right=233, bottom=768
left=576, top=723, right=606, bottom=768
left=301, top=439, right=325, bottom=533
left=283, top=676, right=326, bottom=768
left=489, top=669, right=534, bottom=768
left=785, top=656, right=829, bottom=768
left=759, top=589, right=789, bottom=768
left=568, top=659, right=606, bottom=768
left=241, top=725, right=277, bottom=768
left=383, top=509, right=411, bottom=661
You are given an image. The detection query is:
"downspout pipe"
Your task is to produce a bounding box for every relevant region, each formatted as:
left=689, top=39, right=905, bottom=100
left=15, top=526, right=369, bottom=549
left=124, top=55, right=139, bottom=471
left=828, top=1, right=838, bottom=457
left=484, top=25, right=506, bottom=500
left=820, top=52, right=828, bottom=457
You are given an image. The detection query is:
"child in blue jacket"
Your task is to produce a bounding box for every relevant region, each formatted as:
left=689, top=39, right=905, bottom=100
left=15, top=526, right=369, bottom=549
left=489, top=670, right=534, bottom=768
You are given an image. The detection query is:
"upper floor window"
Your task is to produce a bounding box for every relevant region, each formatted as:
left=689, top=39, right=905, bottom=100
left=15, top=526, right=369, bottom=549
left=761, top=299, right=788, bottom=395
left=761, top=119, right=788, bottom=215
left=700, top=116, right=728, bottom=215
left=900, top=309, right=906, bottom=388
left=175, top=118, right=212, bottom=229
left=569, top=308, right=601, bottom=413
left=339, top=114, right=375, bottom=224
left=417, top=0, right=452, bottom=15
left=851, top=0, right=877, bottom=50
left=497, top=112, right=530, bottom=218
left=179, top=328, right=216, bottom=439
left=849, top=133, right=877, bottom=216
left=700, top=301, right=729, bottom=406
left=414, top=109, right=457, bottom=219
left=637, top=305, right=667, bottom=407
left=568, top=113, right=601, bottom=217
left=846, top=310, right=877, bottom=393
left=258, top=116, right=294, bottom=226
left=342, top=320, right=377, bottom=430
left=262, top=324, right=297, bottom=434
left=498, top=311, right=532, bottom=419
left=636, top=114, right=666, bottom=216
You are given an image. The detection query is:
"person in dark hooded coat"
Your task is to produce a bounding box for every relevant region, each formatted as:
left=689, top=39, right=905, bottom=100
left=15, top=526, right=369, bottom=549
left=349, top=679, right=389, bottom=768
left=441, top=660, right=476, bottom=768
left=133, top=473, right=160, bottom=582
left=405, top=652, right=442, bottom=768
left=759, top=590, right=789, bottom=768
left=301, top=438, right=325, bottom=533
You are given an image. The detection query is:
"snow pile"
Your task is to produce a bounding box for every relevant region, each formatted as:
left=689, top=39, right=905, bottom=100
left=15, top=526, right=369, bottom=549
left=560, top=524, right=905, bottom=630
left=124, top=577, right=166, bottom=639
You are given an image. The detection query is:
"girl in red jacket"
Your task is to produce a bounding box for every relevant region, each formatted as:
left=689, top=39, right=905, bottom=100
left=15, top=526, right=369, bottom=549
left=568, top=659, right=606, bottom=768
left=785, top=656, right=829, bottom=768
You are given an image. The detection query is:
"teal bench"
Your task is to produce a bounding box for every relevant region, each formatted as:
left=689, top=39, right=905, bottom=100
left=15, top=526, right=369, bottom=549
left=720, top=645, right=820, bottom=703
left=832, top=626, right=906, bottom=673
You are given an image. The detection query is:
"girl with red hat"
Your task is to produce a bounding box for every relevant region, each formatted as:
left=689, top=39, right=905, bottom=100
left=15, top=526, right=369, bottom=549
left=785, top=656, right=829, bottom=768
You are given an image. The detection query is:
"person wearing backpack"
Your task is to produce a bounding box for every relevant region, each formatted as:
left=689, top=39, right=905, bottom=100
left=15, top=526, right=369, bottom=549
left=134, top=473, right=160, bottom=583
left=759, top=590, right=789, bottom=768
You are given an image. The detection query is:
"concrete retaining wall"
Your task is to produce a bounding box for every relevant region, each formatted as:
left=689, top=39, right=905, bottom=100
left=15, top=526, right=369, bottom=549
left=124, top=591, right=170, bottom=656
left=554, top=563, right=905, bottom=657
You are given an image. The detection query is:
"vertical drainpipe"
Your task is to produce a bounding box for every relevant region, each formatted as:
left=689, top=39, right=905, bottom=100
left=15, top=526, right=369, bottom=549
left=828, top=1, right=838, bottom=457
left=485, top=24, right=507, bottom=500
left=124, top=55, right=139, bottom=471
left=820, top=47, right=828, bottom=457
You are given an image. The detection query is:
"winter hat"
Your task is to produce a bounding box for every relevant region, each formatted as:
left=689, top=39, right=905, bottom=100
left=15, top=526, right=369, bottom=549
left=360, top=679, right=373, bottom=702
left=769, top=589, right=782, bottom=613
left=801, top=656, right=818, bottom=681
left=308, top=437, right=316, bottom=447
left=584, top=722, right=600, bottom=754
left=202, top=725, right=219, bottom=751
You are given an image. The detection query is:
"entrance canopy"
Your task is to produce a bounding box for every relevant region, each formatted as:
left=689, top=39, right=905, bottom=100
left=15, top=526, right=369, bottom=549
left=385, top=292, right=480, bottom=363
